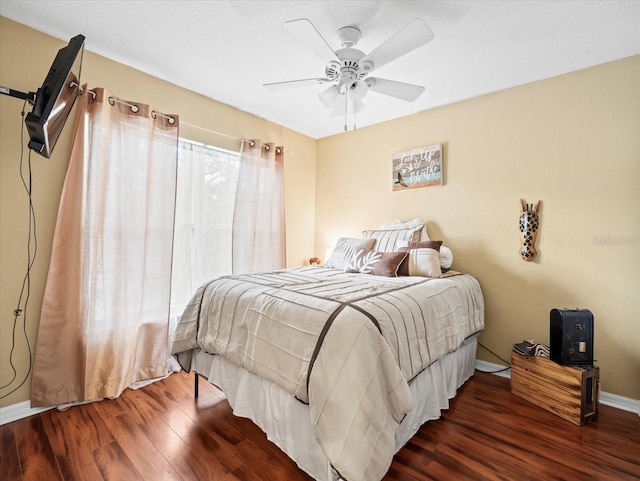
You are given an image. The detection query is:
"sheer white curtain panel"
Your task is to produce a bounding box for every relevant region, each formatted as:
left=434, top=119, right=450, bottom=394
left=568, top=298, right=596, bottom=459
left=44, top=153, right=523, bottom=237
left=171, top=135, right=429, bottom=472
left=232, top=139, right=286, bottom=274
left=31, top=88, right=179, bottom=407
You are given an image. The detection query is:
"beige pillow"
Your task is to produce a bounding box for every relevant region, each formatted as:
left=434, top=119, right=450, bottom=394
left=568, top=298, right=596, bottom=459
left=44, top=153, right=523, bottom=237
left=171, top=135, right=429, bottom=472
left=363, top=225, right=423, bottom=252
left=397, top=241, right=442, bottom=276
left=398, top=242, right=442, bottom=278
left=324, top=237, right=375, bottom=270
left=397, top=239, right=452, bottom=269
left=345, top=249, right=408, bottom=277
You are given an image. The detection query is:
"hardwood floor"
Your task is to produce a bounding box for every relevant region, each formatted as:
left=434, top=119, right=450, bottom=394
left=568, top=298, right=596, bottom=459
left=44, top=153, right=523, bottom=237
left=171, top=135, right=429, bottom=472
left=1, top=370, right=638, bottom=480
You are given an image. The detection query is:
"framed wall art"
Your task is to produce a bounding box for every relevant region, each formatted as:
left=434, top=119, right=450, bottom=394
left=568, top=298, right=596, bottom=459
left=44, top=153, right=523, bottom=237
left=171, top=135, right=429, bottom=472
left=392, top=143, right=443, bottom=191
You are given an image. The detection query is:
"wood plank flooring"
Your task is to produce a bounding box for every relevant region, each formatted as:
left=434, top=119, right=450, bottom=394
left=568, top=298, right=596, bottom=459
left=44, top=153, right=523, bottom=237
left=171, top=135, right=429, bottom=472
left=1, top=370, right=638, bottom=480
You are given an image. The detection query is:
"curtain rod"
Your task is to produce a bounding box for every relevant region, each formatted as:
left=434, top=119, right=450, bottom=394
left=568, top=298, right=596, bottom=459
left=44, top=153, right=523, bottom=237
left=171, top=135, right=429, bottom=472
left=182, top=121, right=293, bottom=156
left=181, top=120, right=240, bottom=141
left=99, top=94, right=292, bottom=155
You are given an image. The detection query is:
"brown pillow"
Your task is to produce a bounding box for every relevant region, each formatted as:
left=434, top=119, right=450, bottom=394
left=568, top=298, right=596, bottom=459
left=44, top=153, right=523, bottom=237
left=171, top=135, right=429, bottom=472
left=345, top=249, right=408, bottom=277
left=398, top=240, right=442, bottom=277
left=407, top=240, right=443, bottom=250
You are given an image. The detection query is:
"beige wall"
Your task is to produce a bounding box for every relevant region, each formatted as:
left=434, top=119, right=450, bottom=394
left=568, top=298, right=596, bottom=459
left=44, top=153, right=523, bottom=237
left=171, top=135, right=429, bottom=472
left=0, top=17, right=317, bottom=407
left=316, top=55, right=640, bottom=399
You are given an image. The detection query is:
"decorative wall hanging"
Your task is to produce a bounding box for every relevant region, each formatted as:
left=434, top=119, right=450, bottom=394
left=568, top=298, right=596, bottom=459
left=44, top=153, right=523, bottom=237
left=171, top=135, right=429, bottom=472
left=392, top=143, right=442, bottom=191
left=519, top=199, right=541, bottom=261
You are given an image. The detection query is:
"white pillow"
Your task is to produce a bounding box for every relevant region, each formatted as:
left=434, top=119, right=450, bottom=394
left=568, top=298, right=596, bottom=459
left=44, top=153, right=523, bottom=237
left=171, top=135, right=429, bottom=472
left=324, top=237, right=376, bottom=270
left=397, top=240, right=453, bottom=269
left=380, top=218, right=429, bottom=240
left=380, top=218, right=424, bottom=230
left=402, top=247, right=442, bottom=278
left=439, top=246, right=453, bottom=269
left=363, top=225, right=423, bottom=252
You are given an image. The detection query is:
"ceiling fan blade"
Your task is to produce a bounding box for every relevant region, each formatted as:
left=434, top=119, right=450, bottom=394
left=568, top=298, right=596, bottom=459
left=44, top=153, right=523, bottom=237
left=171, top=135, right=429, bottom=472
left=366, top=77, right=425, bottom=102
left=361, top=18, right=434, bottom=72
left=285, top=18, right=339, bottom=63
left=263, top=78, right=332, bottom=90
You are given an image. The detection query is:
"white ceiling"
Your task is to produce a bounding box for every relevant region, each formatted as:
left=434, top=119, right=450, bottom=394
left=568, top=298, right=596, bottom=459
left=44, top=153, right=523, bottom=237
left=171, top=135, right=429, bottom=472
left=2, top=1, right=639, bottom=139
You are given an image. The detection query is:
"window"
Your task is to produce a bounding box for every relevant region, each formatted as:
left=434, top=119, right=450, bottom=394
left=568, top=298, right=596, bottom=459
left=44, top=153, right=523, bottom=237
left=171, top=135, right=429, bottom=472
left=170, top=139, right=240, bottom=322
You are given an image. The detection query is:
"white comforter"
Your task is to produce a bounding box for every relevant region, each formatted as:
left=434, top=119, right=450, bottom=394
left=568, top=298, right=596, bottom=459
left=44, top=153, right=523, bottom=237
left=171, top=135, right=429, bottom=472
left=171, top=267, right=484, bottom=481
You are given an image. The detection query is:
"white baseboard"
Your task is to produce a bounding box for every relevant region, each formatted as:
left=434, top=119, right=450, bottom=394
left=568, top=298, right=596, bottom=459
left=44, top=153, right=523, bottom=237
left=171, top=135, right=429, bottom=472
left=1, top=361, right=636, bottom=425
left=475, top=359, right=640, bottom=416
left=0, top=400, right=52, bottom=426
left=599, top=391, right=640, bottom=415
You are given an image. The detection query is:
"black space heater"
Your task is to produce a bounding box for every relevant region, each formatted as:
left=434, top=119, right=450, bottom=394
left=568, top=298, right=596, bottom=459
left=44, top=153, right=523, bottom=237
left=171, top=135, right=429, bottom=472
left=550, top=308, right=594, bottom=366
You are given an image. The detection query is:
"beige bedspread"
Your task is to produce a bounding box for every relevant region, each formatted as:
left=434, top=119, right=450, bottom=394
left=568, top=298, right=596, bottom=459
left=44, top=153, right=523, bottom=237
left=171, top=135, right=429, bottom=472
left=171, top=267, right=484, bottom=481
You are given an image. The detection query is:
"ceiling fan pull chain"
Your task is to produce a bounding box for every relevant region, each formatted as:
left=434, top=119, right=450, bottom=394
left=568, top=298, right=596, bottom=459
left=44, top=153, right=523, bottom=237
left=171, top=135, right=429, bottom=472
left=344, top=89, right=348, bottom=132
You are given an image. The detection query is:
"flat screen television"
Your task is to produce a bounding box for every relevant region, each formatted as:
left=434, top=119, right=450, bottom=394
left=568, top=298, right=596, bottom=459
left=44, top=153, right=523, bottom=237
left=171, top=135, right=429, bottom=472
left=24, top=34, right=85, bottom=158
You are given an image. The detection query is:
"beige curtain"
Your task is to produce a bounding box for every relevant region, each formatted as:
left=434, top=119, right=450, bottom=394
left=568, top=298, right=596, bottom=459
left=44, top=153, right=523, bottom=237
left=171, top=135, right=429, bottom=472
left=232, top=139, right=286, bottom=274
left=31, top=88, right=179, bottom=407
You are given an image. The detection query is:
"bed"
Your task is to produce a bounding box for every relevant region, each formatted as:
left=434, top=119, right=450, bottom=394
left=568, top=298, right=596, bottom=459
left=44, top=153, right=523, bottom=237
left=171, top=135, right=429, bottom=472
left=171, top=264, right=484, bottom=481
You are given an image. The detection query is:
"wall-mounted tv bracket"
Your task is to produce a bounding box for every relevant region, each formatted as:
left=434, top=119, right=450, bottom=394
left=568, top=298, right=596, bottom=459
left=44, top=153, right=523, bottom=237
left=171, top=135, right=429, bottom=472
left=0, top=86, right=37, bottom=105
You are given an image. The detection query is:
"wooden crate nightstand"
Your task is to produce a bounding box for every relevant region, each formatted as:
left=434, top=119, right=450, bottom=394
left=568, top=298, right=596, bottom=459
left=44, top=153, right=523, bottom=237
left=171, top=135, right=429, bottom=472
left=510, top=351, right=599, bottom=426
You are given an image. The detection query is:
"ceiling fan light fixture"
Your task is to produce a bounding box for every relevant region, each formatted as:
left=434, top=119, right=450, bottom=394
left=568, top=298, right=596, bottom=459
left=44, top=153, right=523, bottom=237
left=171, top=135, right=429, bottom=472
left=328, top=96, right=365, bottom=118
left=319, top=85, right=340, bottom=108
left=348, top=79, right=368, bottom=101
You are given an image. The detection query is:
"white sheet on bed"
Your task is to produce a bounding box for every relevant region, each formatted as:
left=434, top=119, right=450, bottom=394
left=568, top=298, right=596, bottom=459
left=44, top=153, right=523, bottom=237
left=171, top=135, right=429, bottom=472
left=192, top=334, right=478, bottom=481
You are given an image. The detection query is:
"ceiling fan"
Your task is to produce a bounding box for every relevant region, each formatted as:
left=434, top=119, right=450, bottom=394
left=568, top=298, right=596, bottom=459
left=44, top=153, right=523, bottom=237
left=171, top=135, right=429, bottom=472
left=263, top=18, right=434, bottom=124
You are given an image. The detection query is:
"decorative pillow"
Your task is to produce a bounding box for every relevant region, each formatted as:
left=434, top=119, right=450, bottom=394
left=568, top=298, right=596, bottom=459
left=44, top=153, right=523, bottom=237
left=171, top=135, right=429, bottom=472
left=380, top=218, right=424, bottom=230
left=397, top=240, right=443, bottom=277
left=324, top=237, right=376, bottom=270
left=439, top=245, right=453, bottom=269
left=380, top=218, right=430, bottom=240
left=345, top=249, right=408, bottom=277
left=397, top=240, right=452, bottom=269
left=363, top=225, right=423, bottom=252
left=405, top=240, right=443, bottom=250
left=397, top=246, right=442, bottom=278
